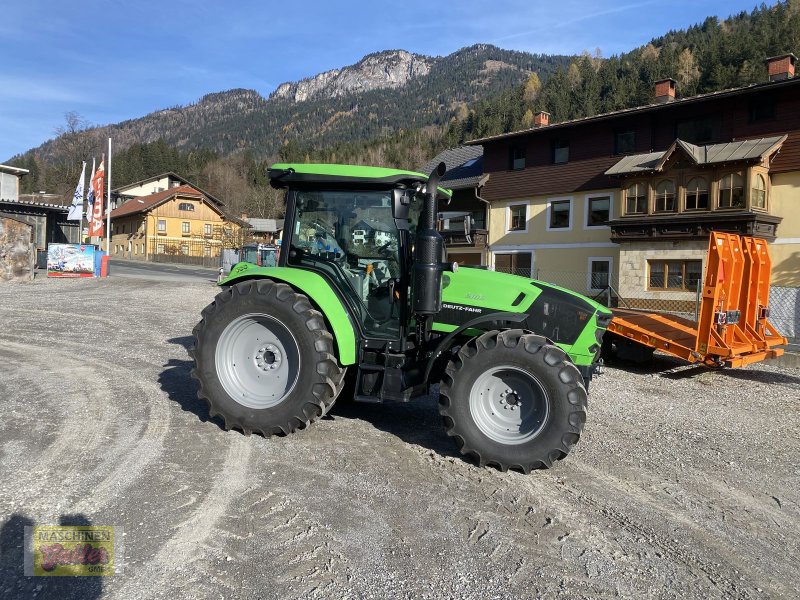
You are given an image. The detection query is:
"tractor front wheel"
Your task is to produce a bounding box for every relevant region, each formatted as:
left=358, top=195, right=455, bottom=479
left=439, top=330, right=587, bottom=473
left=190, top=279, right=346, bottom=436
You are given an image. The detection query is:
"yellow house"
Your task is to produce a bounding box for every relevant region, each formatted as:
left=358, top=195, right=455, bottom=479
left=108, top=184, right=243, bottom=262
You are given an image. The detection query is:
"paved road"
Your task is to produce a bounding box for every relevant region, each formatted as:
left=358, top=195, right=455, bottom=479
left=0, top=277, right=798, bottom=599
left=109, top=259, right=220, bottom=282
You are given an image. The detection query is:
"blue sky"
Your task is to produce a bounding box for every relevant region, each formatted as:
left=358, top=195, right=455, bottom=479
left=1, top=0, right=774, bottom=161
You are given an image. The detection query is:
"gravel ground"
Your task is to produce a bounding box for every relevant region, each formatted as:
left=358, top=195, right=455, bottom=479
left=0, top=275, right=798, bottom=600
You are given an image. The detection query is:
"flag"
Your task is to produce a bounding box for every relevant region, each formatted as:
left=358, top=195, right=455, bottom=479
left=67, top=162, right=86, bottom=221
left=89, top=159, right=105, bottom=237
left=85, top=157, right=96, bottom=223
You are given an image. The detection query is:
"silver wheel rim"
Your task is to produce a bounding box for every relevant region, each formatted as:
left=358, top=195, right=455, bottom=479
left=469, top=366, right=549, bottom=445
left=215, top=314, right=300, bottom=409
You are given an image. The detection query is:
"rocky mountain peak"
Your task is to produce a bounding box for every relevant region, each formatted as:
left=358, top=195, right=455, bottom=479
left=271, top=50, right=434, bottom=103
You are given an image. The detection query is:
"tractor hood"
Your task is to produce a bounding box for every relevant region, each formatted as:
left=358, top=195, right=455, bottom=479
left=436, top=266, right=612, bottom=359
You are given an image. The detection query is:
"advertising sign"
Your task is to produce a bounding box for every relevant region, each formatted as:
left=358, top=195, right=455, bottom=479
left=47, top=244, right=97, bottom=278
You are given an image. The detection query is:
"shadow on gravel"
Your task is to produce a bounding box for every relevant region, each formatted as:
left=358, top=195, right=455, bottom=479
left=0, top=513, right=103, bottom=599
left=158, top=358, right=226, bottom=431
left=716, top=368, right=800, bottom=386
left=328, top=393, right=462, bottom=461
left=167, top=336, right=194, bottom=350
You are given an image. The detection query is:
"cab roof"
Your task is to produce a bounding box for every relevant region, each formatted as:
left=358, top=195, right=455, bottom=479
left=269, top=163, right=452, bottom=199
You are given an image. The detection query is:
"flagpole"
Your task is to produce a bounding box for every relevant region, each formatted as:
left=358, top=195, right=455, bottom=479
left=106, top=138, right=112, bottom=255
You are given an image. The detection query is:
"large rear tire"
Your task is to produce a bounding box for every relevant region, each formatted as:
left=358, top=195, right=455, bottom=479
left=439, top=330, right=587, bottom=473
left=190, top=279, right=346, bottom=436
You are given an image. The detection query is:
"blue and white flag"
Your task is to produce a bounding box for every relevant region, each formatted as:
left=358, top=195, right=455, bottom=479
left=85, top=157, right=96, bottom=223
left=67, top=161, right=86, bottom=221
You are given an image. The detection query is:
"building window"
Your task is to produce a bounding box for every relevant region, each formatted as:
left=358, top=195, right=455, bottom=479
left=586, top=195, right=611, bottom=228
left=648, top=260, right=703, bottom=291
left=614, top=129, right=635, bottom=154
left=654, top=180, right=676, bottom=212
left=494, top=252, right=532, bottom=277
left=751, top=174, right=767, bottom=209
left=685, top=177, right=709, bottom=210
left=749, top=99, right=776, bottom=122
left=204, top=223, right=213, bottom=236
left=510, top=145, right=526, bottom=170
left=157, top=219, right=166, bottom=233
left=157, top=243, right=165, bottom=254
left=507, top=204, right=527, bottom=232
left=676, top=116, right=717, bottom=144
left=588, top=258, right=612, bottom=291
left=625, top=183, right=647, bottom=214
left=203, top=245, right=212, bottom=257
left=547, top=199, right=572, bottom=230
left=178, top=202, right=195, bottom=211
left=181, top=243, right=189, bottom=255
left=552, top=139, right=569, bottom=164
left=718, top=173, right=744, bottom=209
left=182, top=221, right=190, bottom=234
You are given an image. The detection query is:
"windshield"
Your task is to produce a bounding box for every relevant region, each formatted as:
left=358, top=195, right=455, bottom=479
left=288, top=189, right=404, bottom=338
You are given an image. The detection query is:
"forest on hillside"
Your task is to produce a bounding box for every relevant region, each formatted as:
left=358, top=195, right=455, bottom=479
left=10, top=1, right=800, bottom=219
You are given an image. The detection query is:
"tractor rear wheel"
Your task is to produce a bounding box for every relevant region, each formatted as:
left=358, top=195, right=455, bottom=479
left=190, top=279, right=346, bottom=436
left=439, top=330, right=587, bottom=473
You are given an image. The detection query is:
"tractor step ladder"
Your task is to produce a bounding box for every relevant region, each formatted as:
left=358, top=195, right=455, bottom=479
left=608, top=232, right=787, bottom=368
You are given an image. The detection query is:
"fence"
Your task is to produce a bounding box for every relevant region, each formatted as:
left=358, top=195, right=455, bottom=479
left=525, top=268, right=799, bottom=344
left=148, top=238, right=223, bottom=269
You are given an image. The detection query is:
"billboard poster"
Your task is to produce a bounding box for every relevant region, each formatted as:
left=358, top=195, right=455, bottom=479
left=47, top=244, right=97, bottom=278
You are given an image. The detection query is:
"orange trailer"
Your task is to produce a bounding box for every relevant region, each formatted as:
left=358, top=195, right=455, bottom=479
left=606, top=232, right=787, bottom=368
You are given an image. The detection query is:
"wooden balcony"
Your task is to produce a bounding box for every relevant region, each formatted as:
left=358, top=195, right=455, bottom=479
left=441, top=228, right=488, bottom=248
left=608, top=211, right=782, bottom=242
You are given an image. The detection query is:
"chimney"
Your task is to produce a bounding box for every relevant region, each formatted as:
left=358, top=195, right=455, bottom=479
left=655, top=78, right=676, bottom=104
left=534, top=111, right=550, bottom=128
left=766, top=53, right=797, bottom=81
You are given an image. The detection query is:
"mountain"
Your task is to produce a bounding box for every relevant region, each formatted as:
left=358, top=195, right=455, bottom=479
left=20, top=45, right=570, bottom=164
left=271, top=50, right=434, bottom=102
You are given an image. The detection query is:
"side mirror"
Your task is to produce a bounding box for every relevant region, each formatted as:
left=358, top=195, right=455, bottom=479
left=392, top=188, right=412, bottom=221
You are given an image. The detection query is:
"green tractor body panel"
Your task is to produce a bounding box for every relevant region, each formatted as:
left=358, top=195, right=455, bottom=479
left=221, top=262, right=357, bottom=365
left=436, top=267, right=612, bottom=367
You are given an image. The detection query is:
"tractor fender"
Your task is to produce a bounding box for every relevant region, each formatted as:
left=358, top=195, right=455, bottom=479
left=424, top=312, right=529, bottom=383
left=221, top=263, right=357, bottom=365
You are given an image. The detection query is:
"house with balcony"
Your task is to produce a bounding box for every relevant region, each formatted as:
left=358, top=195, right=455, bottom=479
left=468, top=54, right=800, bottom=310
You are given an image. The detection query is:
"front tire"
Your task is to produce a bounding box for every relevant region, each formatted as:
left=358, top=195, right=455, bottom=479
left=439, top=330, right=587, bottom=473
left=190, top=279, right=346, bottom=436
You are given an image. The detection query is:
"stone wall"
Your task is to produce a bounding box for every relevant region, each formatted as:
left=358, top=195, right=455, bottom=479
left=0, top=215, right=34, bottom=282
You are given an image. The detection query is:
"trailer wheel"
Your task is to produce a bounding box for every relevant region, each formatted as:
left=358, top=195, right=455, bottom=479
left=190, top=279, right=346, bottom=436
left=439, top=330, right=587, bottom=473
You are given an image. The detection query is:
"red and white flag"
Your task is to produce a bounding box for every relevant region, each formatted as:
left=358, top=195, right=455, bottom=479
left=89, top=159, right=105, bottom=237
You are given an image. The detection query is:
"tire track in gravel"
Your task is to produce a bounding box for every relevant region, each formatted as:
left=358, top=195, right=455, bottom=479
left=0, top=340, right=117, bottom=517
left=0, top=336, right=171, bottom=518
left=114, top=435, right=253, bottom=600
left=557, top=460, right=794, bottom=599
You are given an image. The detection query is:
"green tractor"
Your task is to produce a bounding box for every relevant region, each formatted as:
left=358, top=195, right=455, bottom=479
left=191, top=163, right=612, bottom=472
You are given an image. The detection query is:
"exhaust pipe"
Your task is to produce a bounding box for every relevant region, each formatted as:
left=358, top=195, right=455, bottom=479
left=413, top=162, right=448, bottom=317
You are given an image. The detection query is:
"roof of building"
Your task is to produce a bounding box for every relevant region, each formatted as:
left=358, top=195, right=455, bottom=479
left=605, top=135, right=787, bottom=176
left=113, top=172, right=225, bottom=207
left=0, top=164, right=29, bottom=176
left=466, top=76, right=800, bottom=145
left=1, top=193, right=71, bottom=210
left=420, top=146, right=486, bottom=190
left=111, top=185, right=208, bottom=218
left=247, top=218, right=284, bottom=232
